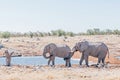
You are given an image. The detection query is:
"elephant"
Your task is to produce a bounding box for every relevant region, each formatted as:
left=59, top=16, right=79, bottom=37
left=72, top=40, right=109, bottom=67
left=43, top=43, right=74, bottom=67
left=4, top=49, right=14, bottom=66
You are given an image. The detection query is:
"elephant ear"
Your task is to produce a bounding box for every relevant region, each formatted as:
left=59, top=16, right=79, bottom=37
left=80, top=41, right=89, bottom=52
left=49, top=43, right=57, bottom=53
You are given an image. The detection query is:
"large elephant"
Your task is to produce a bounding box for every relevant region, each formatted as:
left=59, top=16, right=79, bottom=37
left=43, top=43, right=74, bottom=67
left=72, top=41, right=109, bottom=67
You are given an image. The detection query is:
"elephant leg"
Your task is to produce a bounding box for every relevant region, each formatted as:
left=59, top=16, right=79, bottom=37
left=67, top=59, right=71, bottom=67
left=102, top=58, right=105, bottom=67
left=69, top=62, right=71, bottom=67
left=48, top=59, right=51, bottom=66
left=65, top=59, right=69, bottom=67
left=48, top=55, right=54, bottom=66
left=65, top=60, right=67, bottom=66
left=84, top=54, right=89, bottom=67
left=79, top=53, right=84, bottom=65
left=52, top=60, right=55, bottom=66
left=51, top=56, right=55, bottom=66
left=65, top=59, right=71, bottom=67
left=69, top=58, right=71, bottom=67
left=96, top=57, right=102, bottom=67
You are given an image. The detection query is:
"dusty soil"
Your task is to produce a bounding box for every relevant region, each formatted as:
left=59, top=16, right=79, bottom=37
left=0, top=64, right=119, bottom=80
left=0, top=35, right=119, bottom=80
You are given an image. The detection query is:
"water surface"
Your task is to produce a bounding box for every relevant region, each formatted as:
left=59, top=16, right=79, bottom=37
left=0, top=56, right=80, bottom=66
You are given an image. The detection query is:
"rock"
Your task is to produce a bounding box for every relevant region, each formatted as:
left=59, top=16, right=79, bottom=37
left=0, top=44, right=4, bottom=49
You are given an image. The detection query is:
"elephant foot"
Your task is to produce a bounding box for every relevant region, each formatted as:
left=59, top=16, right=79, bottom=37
left=79, top=65, right=83, bottom=68
left=85, top=64, right=89, bottom=67
left=95, top=64, right=99, bottom=67
left=6, top=64, right=11, bottom=66
left=67, top=65, right=71, bottom=67
left=65, top=65, right=71, bottom=67
left=86, top=65, right=89, bottom=67
left=51, top=65, right=55, bottom=68
left=69, top=65, right=71, bottom=67
left=64, top=57, right=70, bottom=61
left=96, top=64, right=105, bottom=68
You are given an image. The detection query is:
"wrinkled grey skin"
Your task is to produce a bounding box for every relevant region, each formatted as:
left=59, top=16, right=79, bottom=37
left=72, top=41, right=109, bottom=67
left=43, top=43, right=74, bottom=67
left=4, top=50, right=14, bottom=66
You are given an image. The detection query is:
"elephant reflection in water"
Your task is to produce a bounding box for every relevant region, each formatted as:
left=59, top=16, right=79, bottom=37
left=43, top=43, right=74, bottom=67
left=4, top=49, right=14, bottom=66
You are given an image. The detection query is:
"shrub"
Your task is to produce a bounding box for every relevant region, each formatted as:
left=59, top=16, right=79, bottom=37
left=1, top=32, right=11, bottom=38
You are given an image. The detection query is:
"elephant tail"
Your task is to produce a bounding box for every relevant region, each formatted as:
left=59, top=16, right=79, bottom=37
left=64, top=56, right=70, bottom=60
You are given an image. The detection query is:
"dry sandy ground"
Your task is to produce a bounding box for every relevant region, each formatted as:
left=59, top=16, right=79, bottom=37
left=0, top=35, right=120, bottom=80
left=0, top=64, right=120, bottom=80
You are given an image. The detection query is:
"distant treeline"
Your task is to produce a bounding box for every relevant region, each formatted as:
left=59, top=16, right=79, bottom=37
left=0, top=28, right=120, bottom=38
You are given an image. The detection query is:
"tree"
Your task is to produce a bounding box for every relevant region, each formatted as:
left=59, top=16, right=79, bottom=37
left=51, top=30, right=58, bottom=36
left=29, top=32, right=33, bottom=38
left=66, top=32, right=74, bottom=37
left=57, top=29, right=66, bottom=36
left=93, top=28, right=100, bottom=35
left=113, top=29, right=120, bottom=35
left=105, top=29, right=112, bottom=34
left=87, top=29, right=94, bottom=35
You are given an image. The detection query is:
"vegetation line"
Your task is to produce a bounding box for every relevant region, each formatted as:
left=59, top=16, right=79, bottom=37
left=0, top=28, right=120, bottom=38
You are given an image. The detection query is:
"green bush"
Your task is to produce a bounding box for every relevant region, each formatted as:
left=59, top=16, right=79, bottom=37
left=1, top=32, right=11, bottom=38
left=0, top=28, right=119, bottom=38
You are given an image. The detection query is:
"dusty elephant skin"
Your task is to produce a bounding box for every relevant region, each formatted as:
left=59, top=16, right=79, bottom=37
left=43, top=43, right=74, bottom=67
left=72, top=40, right=109, bottom=67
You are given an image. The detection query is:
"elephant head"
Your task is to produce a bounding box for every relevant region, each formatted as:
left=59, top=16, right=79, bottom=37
left=43, top=43, right=57, bottom=59
left=72, top=41, right=89, bottom=52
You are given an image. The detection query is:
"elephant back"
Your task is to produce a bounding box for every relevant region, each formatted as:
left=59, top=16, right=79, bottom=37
left=56, top=44, right=71, bottom=51
left=54, top=44, right=71, bottom=58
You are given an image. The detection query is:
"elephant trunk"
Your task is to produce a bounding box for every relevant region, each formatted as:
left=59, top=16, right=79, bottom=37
left=43, top=50, right=53, bottom=59
left=69, top=51, right=75, bottom=58
left=43, top=52, right=50, bottom=59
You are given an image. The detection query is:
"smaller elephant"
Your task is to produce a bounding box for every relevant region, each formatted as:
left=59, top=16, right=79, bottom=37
left=43, top=43, right=74, bottom=67
left=72, top=41, right=109, bottom=67
left=4, top=49, right=14, bottom=66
